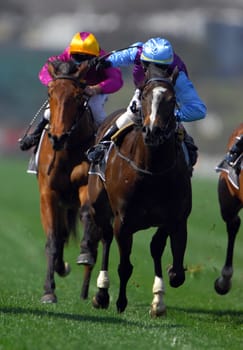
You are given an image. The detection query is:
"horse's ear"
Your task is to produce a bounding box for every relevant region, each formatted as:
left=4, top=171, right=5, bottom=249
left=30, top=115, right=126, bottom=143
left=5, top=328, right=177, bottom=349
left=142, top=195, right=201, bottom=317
left=171, top=66, right=179, bottom=85
left=47, top=61, right=58, bottom=78
left=74, top=60, right=90, bottom=80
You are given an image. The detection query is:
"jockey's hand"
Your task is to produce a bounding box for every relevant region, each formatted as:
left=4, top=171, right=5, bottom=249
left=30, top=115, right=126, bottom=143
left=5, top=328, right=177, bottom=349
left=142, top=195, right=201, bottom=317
left=96, top=58, right=112, bottom=70
left=89, top=57, right=112, bottom=71
left=84, top=85, right=102, bottom=96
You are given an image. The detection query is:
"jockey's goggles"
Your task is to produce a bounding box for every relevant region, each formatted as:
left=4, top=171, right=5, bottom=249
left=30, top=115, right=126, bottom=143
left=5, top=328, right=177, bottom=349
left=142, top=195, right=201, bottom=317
left=71, top=53, right=96, bottom=64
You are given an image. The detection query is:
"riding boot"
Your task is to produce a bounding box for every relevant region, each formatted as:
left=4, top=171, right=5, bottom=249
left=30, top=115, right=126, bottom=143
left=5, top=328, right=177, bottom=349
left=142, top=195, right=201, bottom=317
left=225, top=135, right=243, bottom=166
left=183, top=131, right=198, bottom=167
left=86, top=124, right=119, bottom=163
left=19, top=118, right=48, bottom=151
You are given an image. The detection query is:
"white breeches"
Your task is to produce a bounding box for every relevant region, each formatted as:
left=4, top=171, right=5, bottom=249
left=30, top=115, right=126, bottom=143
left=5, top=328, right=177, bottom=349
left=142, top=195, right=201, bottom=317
left=43, top=94, right=108, bottom=126
left=115, top=88, right=141, bottom=129
left=88, top=94, right=108, bottom=126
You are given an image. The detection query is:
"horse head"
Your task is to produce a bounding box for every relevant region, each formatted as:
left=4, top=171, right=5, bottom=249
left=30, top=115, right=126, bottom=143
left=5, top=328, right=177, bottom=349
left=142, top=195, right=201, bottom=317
left=141, top=64, right=178, bottom=147
left=47, top=60, right=90, bottom=151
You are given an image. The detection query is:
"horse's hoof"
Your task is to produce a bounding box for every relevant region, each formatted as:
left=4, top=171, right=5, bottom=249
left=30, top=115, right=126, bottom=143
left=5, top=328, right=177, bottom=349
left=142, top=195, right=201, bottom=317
left=92, top=297, right=109, bottom=309
left=168, top=266, right=185, bottom=288
left=63, top=262, right=71, bottom=276
left=58, top=262, right=71, bottom=277
left=214, top=278, right=231, bottom=295
left=41, top=293, right=57, bottom=303
left=149, top=306, right=166, bottom=318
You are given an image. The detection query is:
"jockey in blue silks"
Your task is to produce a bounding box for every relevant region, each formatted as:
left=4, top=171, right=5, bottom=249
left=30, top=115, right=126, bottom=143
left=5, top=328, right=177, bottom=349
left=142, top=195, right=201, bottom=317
left=87, top=37, right=207, bottom=167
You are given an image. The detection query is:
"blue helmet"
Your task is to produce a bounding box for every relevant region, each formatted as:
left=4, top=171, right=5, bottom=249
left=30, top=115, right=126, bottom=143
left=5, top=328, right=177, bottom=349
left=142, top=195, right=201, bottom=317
left=141, top=38, right=174, bottom=65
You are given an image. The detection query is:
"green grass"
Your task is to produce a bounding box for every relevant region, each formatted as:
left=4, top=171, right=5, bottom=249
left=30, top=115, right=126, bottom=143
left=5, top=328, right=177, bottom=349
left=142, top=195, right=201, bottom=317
left=1, top=157, right=243, bottom=350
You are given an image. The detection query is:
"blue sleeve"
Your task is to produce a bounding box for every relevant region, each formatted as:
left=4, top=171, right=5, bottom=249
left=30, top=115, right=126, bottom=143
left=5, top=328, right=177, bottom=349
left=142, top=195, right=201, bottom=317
left=107, top=46, right=139, bottom=67
left=174, top=71, right=207, bottom=122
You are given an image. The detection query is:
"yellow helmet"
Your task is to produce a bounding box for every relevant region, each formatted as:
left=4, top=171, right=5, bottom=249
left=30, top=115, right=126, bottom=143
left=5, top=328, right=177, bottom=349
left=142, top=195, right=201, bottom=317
left=69, top=32, right=100, bottom=57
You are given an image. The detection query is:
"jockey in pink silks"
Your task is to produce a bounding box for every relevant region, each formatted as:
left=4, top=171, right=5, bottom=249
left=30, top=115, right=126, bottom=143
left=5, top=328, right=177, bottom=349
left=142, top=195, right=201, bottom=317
left=19, top=31, right=123, bottom=151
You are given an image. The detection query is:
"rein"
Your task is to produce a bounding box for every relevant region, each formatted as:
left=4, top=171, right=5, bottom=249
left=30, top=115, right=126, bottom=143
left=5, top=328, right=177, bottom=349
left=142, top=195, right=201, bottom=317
left=115, top=145, right=177, bottom=176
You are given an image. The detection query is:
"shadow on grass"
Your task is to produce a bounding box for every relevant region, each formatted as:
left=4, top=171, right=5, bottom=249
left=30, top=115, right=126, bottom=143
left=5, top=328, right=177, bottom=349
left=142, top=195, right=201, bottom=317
left=0, top=306, right=182, bottom=329
left=168, top=305, right=243, bottom=324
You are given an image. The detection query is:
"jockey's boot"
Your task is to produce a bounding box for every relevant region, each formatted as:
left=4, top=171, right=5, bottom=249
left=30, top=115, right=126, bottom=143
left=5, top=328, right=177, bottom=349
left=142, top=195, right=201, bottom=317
left=86, top=124, right=119, bottom=164
left=225, top=135, right=243, bottom=166
left=183, top=131, right=198, bottom=168
left=19, top=118, right=48, bottom=151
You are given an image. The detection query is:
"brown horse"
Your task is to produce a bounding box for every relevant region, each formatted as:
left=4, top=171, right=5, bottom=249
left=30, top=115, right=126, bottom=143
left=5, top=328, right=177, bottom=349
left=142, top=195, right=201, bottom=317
left=82, top=64, right=192, bottom=316
left=37, top=60, right=96, bottom=303
left=215, top=123, right=243, bottom=295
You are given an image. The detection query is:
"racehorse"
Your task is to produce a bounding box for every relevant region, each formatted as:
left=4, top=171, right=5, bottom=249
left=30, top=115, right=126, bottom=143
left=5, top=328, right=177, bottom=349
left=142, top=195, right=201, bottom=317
left=215, top=123, right=243, bottom=295
left=37, top=60, right=96, bottom=303
left=82, top=64, right=192, bottom=316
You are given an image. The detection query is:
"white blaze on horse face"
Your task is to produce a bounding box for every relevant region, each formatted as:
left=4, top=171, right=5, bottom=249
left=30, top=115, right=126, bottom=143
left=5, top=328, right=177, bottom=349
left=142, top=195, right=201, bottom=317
left=149, top=86, right=167, bottom=130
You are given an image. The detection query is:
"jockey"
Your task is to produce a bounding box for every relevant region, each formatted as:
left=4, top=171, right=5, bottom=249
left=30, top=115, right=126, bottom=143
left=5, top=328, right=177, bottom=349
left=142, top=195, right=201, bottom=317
left=86, top=37, right=207, bottom=168
left=19, top=31, right=123, bottom=151
left=222, top=135, right=243, bottom=167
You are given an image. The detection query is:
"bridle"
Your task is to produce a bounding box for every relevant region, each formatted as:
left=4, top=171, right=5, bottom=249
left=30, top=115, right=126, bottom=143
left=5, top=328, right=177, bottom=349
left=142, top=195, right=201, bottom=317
left=47, top=75, right=90, bottom=151
left=114, top=76, right=177, bottom=176
left=141, top=76, right=177, bottom=145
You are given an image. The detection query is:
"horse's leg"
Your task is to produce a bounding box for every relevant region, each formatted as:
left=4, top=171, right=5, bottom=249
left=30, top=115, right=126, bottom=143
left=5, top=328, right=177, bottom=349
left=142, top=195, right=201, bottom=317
left=149, top=227, right=168, bottom=317
left=92, top=223, right=113, bottom=309
left=215, top=178, right=241, bottom=294
left=79, top=204, right=99, bottom=300
left=77, top=186, right=98, bottom=266
left=54, top=210, right=71, bottom=277
left=115, top=222, right=133, bottom=313
left=78, top=186, right=100, bottom=299
left=168, top=220, right=187, bottom=288
left=40, top=193, right=69, bottom=303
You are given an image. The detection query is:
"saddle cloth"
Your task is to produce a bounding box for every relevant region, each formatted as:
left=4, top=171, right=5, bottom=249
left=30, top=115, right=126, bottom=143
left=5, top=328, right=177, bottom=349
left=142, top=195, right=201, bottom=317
left=27, top=129, right=47, bottom=175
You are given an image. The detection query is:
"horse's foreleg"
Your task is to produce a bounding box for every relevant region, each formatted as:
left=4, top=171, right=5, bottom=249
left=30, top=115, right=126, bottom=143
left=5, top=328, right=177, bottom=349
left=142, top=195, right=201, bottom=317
left=92, top=224, right=113, bottom=309
left=150, top=277, right=166, bottom=317
left=215, top=215, right=240, bottom=295
left=41, top=235, right=58, bottom=303
left=168, top=221, right=187, bottom=288
left=150, top=228, right=167, bottom=317
left=116, top=229, right=133, bottom=313
left=40, top=195, right=68, bottom=303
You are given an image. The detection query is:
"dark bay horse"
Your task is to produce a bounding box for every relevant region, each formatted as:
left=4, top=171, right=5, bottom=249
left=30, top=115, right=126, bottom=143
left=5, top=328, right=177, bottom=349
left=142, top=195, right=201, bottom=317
left=215, top=123, right=243, bottom=295
left=83, top=64, right=192, bottom=316
left=37, top=60, right=96, bottom=303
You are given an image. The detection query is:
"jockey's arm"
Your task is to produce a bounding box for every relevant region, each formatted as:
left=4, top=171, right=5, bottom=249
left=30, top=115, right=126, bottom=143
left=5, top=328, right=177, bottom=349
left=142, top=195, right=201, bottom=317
left=107, top=46, right=139, bottom=67
left=174, top=71, right=207, bottom=122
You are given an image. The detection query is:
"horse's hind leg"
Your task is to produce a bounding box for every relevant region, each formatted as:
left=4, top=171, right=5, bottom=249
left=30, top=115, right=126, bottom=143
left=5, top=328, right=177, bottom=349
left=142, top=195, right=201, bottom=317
left=150, top=228, right=168, bottom=317
left=215, top=178, right=241, bottom=295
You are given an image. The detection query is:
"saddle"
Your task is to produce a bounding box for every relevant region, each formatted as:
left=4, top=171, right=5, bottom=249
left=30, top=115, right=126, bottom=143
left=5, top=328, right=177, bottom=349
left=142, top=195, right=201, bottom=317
left=215, top=154, right=243, bottom=190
